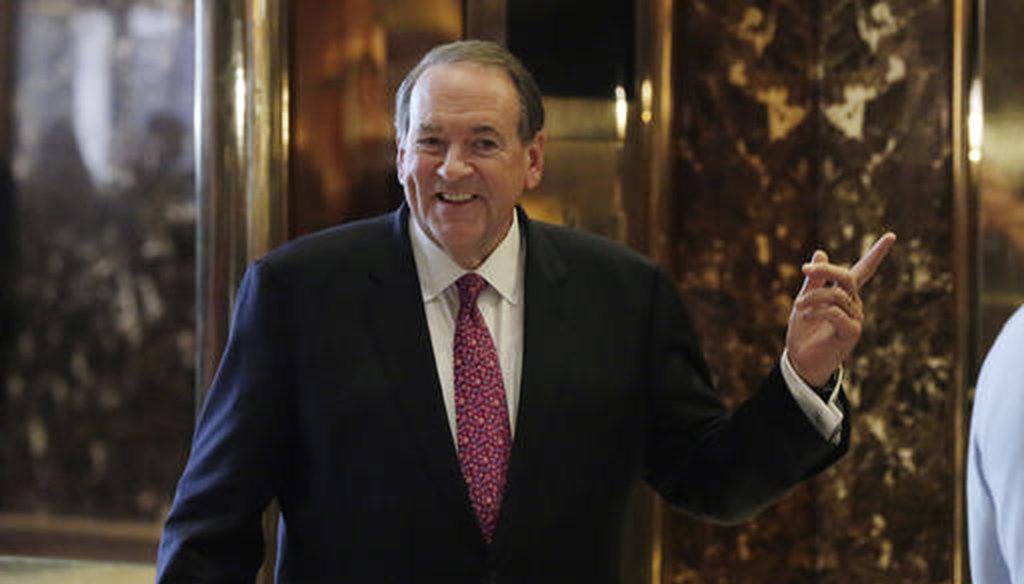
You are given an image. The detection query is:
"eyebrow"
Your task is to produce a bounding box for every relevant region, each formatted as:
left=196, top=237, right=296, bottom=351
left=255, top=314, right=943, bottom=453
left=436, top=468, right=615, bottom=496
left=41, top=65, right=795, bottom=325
left=470, top=126, right=501, bottom=137
left=415, top=122, right=502, bottom=136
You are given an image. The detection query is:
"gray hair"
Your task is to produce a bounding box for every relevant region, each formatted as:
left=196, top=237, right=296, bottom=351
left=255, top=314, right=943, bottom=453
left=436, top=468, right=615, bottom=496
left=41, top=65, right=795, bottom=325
left=394, top=40, right=545, bottom=144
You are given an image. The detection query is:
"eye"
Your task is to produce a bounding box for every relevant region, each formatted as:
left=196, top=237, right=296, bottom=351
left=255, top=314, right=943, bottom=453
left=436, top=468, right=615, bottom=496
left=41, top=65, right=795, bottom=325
left=415, top=137, right=444, bottom=153
left=474, top=138, right=500, bottom=154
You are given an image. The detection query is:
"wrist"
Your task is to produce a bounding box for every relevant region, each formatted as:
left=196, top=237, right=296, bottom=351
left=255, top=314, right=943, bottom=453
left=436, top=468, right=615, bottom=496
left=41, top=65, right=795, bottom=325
left=811, top=370, right=841, bottom=396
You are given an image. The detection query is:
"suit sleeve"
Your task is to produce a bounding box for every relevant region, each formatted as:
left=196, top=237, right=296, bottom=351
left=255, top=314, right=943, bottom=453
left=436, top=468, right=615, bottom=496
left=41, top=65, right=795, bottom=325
left=157, top=261, right=291, bottom=583
left=643, top=267, right=849, bottom=524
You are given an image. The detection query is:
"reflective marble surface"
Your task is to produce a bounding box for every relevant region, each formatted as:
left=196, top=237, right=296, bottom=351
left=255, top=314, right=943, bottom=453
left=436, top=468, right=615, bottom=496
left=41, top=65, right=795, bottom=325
left=0, top=556, right=154, bottom=584
left=665, top=1, right=957, bottom=582
left=1, top=0, right=195, bottom=524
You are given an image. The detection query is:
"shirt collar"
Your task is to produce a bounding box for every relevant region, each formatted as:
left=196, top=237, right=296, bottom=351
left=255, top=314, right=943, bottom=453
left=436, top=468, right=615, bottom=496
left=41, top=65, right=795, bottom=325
left=409, top=211, right=524, bottom=305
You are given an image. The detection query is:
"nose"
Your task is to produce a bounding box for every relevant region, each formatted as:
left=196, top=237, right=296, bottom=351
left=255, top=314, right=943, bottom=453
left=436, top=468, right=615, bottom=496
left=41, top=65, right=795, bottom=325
left=437, top=146, right=473, bottom=182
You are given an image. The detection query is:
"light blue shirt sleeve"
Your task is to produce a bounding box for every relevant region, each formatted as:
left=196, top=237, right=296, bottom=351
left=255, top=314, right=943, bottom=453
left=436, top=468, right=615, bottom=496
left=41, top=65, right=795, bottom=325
left=968, top=306, right=1024, bottom=584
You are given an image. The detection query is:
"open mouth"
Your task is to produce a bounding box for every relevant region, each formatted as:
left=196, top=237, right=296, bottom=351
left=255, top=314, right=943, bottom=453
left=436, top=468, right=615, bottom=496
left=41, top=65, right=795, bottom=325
left=437, top=192, right=478, bottom=203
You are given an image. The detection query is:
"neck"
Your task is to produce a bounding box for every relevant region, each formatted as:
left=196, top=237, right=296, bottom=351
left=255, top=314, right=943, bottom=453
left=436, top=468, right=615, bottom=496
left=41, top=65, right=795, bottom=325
left=449, top=236, right=502, bottom=270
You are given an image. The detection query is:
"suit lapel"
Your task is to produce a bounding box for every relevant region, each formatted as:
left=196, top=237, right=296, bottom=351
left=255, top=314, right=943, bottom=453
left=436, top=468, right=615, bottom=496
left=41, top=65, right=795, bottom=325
left=491, top=208, right=569, bottom=550
left=363, top=206, right=483, bottom=547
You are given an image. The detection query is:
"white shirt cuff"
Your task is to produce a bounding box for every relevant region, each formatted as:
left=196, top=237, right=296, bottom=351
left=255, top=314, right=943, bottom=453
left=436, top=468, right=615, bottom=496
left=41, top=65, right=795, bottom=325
left=780, top=349, right=844, bottom=445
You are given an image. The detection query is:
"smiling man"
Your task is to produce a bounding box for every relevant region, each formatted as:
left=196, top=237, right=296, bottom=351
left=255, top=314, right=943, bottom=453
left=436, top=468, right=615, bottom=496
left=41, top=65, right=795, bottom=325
left=157, top=41, right=895, bottom=584
left=397, top=59, right=544, bottom=270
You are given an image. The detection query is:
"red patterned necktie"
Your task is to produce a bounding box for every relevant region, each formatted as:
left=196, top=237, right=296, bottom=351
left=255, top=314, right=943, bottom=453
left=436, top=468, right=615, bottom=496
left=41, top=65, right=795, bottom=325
left=453, top=273, right=511, bottom=543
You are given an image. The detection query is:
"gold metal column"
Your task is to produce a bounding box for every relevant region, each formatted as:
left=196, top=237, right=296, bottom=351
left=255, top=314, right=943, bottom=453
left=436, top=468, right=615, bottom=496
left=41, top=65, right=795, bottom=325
left=641, top=0, right=675, bottom=271
left=194, top=0, right=290, bottom=406
left=247, top=0, right=291, bottom=262
left=626, top=0, right=675, bottom=581
left=952, top=0, right=982, bottom=581
left=195, top=2, right=290, bottom=583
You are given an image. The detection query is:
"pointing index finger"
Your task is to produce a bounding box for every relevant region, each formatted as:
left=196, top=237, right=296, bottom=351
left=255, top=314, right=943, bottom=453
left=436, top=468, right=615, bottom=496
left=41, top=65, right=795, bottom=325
left=850, top=232, right=897, bottom=287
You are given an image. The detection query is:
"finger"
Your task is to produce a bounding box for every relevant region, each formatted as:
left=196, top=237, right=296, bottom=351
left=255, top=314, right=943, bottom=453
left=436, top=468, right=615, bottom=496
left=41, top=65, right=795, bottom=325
left=798, top=250, right=830, bottom=295
left=850, top=232, right=897, bottom=287
left=795, top=288, right=863, bottom=321
left=801, top=262, right=857, bottom=297
left=801, top=305, right=862, bottom=340
left=796, top=291, right=863, bottom=324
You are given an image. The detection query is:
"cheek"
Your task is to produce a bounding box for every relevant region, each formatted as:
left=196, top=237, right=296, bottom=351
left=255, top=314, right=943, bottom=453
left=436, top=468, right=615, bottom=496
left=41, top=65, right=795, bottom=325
left=399, top=158, right=426, bottom=192
left=396, top=159, right=411, bottom=189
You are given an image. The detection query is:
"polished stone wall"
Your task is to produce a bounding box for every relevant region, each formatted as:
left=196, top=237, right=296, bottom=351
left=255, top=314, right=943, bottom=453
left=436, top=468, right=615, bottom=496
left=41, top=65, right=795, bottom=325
left=1, top=0, right=195, bottom=524
left=814, top=1, right=955, bottom=582
left=666, top=0, right=956, bottom=581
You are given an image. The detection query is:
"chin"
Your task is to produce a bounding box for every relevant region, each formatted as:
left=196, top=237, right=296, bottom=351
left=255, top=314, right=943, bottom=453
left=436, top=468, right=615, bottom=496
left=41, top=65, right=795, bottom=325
left=431, top=224, right=482, bottom=245
left=438, top=237, right=483, bottom=256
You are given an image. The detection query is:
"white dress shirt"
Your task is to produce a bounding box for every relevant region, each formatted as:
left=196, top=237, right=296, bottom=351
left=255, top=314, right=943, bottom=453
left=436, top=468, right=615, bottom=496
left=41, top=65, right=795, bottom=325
left=968, top=306, right=1024, bottom=584
left=410, top=214, right=525, bottom=443
left=408, top=214, right=844, bottom=446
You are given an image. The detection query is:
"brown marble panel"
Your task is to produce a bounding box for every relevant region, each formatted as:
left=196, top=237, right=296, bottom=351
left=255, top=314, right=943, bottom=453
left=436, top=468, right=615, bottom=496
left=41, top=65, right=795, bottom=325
left=665, top=0, right=956, bottom=582
left=667, top=1, right=822, bottom=581
left=814, top=1, right=954, bottom=582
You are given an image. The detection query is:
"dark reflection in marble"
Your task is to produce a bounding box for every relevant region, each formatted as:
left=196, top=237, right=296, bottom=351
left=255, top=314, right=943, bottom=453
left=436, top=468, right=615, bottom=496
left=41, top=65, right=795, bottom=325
left=667, top=0, right=954, bottom=581
left=1, top=0, right=195, bottom=524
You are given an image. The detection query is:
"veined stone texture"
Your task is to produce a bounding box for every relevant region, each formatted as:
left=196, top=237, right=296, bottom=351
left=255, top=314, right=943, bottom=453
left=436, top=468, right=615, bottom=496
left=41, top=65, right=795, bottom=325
left=666, top=1, right=954, bottom=582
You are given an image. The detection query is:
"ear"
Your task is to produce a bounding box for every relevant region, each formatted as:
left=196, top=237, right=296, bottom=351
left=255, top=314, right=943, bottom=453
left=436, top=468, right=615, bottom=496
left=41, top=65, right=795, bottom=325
left=523, top=131, right=545, bottom=191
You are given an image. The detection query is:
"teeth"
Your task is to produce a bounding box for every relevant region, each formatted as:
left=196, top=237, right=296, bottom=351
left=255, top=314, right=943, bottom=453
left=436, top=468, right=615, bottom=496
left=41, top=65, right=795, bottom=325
left=439, top=193, right=475, bottom=203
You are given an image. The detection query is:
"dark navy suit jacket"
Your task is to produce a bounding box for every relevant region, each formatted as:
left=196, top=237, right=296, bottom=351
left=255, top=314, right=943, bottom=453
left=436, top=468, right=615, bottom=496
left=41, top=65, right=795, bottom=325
left=156, top=206, right=849, bottom=583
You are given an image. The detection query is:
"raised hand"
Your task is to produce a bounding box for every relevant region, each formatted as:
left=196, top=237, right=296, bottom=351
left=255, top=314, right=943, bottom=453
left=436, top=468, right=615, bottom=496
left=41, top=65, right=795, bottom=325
left=785, top=233, right=897, bottom=387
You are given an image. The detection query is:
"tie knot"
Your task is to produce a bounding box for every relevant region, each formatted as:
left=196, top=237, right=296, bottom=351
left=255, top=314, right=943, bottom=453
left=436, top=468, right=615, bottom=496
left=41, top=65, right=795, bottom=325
left=456, top=273, right=488, bottom=306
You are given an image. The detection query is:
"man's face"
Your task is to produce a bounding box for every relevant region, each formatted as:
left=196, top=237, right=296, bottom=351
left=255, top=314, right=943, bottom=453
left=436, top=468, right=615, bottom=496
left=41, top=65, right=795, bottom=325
left=397, top=62, right=544, bottom=269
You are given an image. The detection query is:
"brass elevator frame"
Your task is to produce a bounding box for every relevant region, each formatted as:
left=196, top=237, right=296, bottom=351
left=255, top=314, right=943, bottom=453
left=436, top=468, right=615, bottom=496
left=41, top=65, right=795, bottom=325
left=952, top=0, right=981, bottom=581
left=194, top=0, right=290, bottom=406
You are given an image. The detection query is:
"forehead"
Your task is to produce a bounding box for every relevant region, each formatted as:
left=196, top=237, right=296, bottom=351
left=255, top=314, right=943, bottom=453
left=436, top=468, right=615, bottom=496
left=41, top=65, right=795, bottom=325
left=409, top=63, right=520, bottom=131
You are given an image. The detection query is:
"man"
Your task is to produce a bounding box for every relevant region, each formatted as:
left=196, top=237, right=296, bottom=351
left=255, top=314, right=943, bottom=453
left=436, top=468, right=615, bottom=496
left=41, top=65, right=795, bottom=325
left=157, top=40, right=895, bottom=583
left=968, top=306, right=1024, bottom=583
